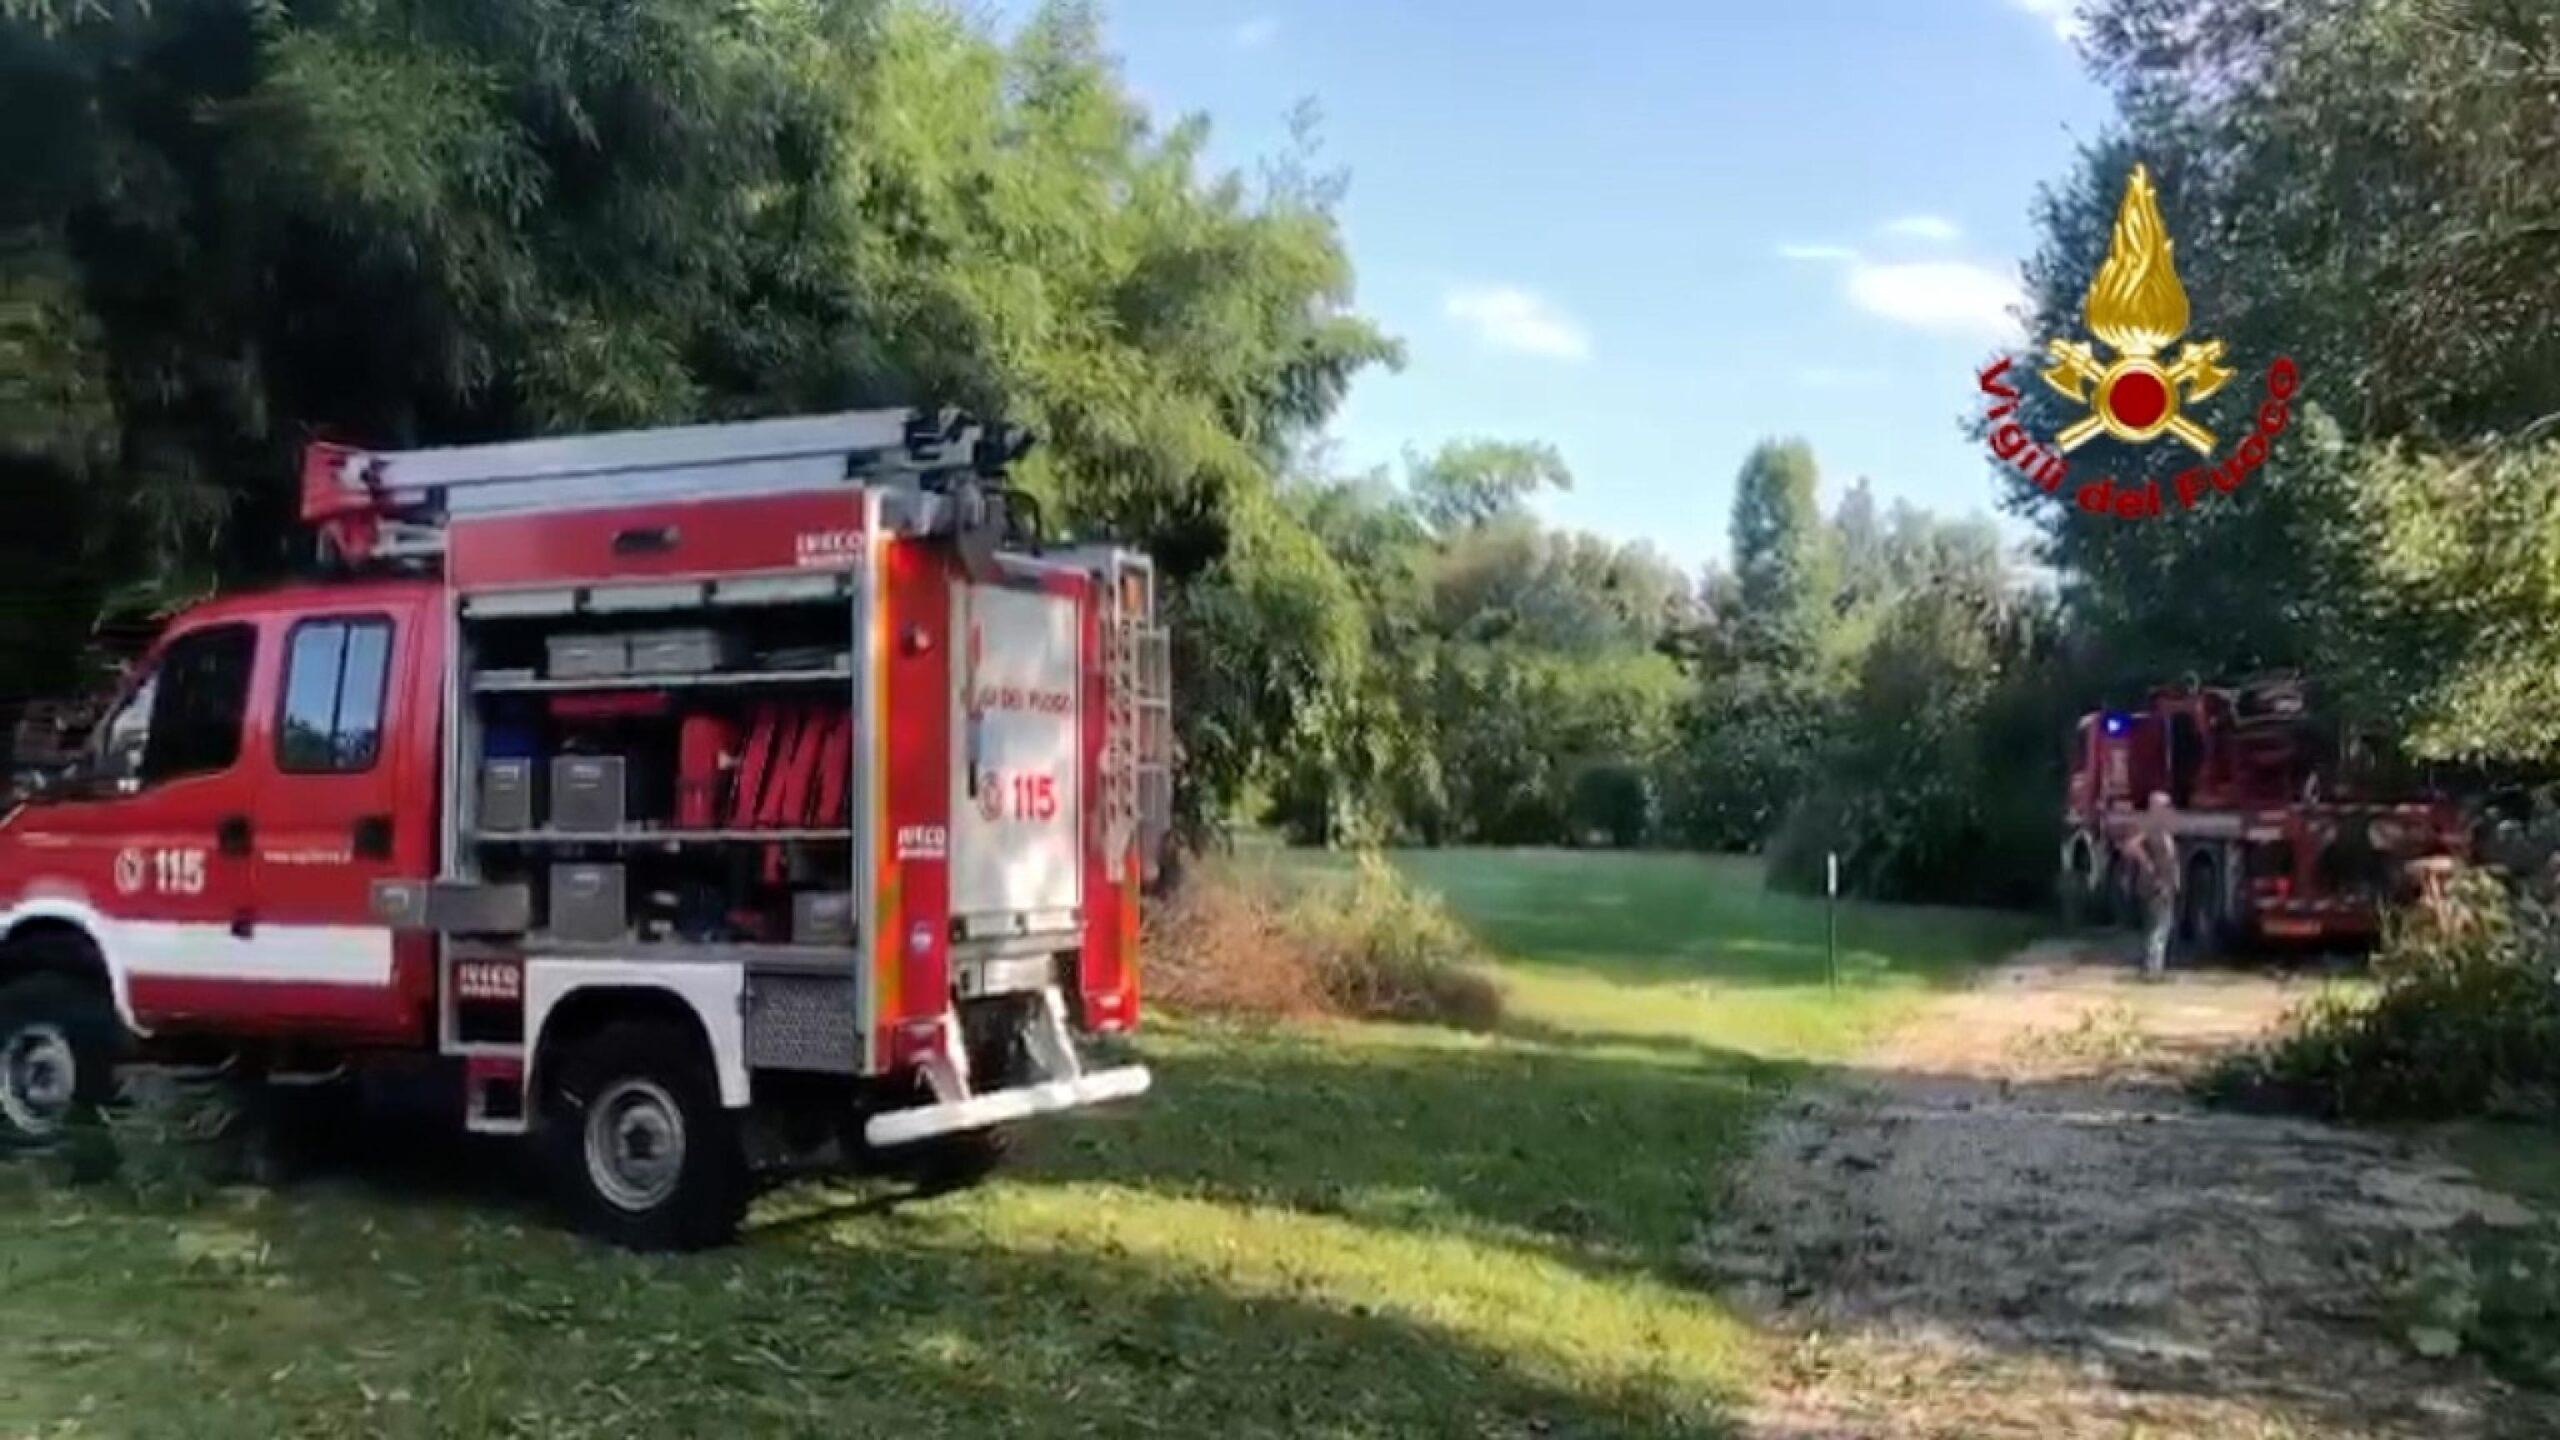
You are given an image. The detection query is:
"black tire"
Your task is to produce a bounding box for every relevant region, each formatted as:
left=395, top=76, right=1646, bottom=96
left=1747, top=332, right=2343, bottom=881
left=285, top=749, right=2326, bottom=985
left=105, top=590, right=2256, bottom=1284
left=904, top=1125, right=1012, bottom=1197
left=0, top=971, right=120, bottom=1149
left=237, top=1077, right=367, bottom=1186
left=541, top=1021, right=745, bottom=1250
left=2181, top=852, right=2230, bottom=958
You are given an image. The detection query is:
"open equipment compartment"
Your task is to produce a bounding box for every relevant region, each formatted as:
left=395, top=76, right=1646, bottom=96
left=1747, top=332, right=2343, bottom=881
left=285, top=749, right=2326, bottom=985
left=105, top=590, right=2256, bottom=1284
left=450, top=564, right=866, bottom=958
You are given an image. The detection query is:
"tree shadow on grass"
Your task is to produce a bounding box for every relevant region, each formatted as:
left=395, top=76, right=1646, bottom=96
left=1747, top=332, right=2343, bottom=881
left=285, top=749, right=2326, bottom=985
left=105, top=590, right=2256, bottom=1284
left=1492, top=1014, right=1818, bottom=1070
left=0, top=1144, right=1741, bottom=1439
left=1012, top=1023, right=1805, bottom=1275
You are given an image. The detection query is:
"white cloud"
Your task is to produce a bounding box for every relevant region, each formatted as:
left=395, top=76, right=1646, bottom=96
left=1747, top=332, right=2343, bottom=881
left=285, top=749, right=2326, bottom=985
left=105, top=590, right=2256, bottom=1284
left=2007, top=0, right=2086, bottom=42
left=1844, top=259, right=2023, bottom=339
left=1231, top=16, right=1278, bottom=49
left=1443, top=284, right=1593, bottom=363
left=1878, top=214, right=1962, bottom=243
left=1781, top=244, right=2023, bottom=340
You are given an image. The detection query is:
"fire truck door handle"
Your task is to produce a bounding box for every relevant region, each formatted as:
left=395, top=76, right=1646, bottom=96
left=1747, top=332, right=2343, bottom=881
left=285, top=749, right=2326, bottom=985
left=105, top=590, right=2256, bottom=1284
left=230, top=912, right=255, bottom=940
left=352, top=814, right=394, bottom=860
left=217, top=814, right=252, bottom=857
left=612, top=525, right=679, bottom=555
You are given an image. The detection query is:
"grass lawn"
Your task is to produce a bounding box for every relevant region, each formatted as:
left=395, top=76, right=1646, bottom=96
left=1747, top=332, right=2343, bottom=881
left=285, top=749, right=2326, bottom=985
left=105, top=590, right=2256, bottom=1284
left=0, top=850, right=2038, bottom=1438
left=2429, top=1120, right=2560, bottom=1211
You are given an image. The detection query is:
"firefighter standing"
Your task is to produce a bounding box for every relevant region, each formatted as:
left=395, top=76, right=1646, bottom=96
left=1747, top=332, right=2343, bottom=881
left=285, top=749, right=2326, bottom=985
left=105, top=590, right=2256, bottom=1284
left=2124, top=790, right=2181, bottom=977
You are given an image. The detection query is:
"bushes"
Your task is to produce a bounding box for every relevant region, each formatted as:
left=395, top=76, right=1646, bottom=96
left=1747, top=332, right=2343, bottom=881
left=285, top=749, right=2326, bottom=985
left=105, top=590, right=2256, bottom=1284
left=1293, top=854, right=1506, bottom=1029
left=2380, top=1220, right=2560, bottom=1386
left=1567, top=761, right=1652, bottom=848
left=1143, top=852, right=1503, bottom=1030
left=2204, top=868, right=2560, bottom=1119
left=1140, top=862, right=1333, bottom=1021
left=1761, top=582, right=2066, bottom=908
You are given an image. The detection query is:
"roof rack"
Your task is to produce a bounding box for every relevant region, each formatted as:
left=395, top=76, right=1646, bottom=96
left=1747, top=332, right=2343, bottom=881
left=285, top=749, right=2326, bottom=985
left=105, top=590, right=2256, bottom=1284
left=301, top=408, right=1031, bottom=567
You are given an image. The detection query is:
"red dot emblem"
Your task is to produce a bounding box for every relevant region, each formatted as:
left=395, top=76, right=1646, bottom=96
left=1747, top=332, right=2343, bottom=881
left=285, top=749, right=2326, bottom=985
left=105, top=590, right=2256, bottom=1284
left=2107, top=369, right=2170, bottom=431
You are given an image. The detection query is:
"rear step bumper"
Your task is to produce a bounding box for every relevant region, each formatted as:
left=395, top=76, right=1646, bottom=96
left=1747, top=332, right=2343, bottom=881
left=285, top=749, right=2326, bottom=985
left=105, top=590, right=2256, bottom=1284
left=863, top=1064, right=1151, bottom=1147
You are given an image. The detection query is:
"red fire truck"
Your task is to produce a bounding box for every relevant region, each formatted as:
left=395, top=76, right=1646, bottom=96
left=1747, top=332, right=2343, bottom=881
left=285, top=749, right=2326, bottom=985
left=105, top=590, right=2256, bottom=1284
left=2059, top=677, right=2463, bottom=950
left=0, top=409, right=1170, bottom=1248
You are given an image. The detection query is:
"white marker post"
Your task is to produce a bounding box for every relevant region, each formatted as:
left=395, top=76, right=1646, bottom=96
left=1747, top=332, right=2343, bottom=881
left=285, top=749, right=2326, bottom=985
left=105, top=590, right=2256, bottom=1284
left=1826, top=851, right=1840, bottom=992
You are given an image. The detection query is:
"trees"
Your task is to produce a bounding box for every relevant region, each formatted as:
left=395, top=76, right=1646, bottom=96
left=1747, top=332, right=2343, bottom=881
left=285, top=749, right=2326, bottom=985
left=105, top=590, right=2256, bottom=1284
left=836, top=3, right=1398, bottom=842
left=1670, top=438, right=1843, bottom=849
left=0, top=0, right=1396, bottom=837
left=2305, top=427, right=2560, bottom=768
left=1657, top=431, right=2061, bottom=897
left=1765, top=572, right=2063, bottom=906
left=1263, top=443, right=1688, bottom=849
left=1406, top=438, right=1570, bottom=535
left=1724, top=439, right=1835, bottom=668
left=2017, top=0, right=2560, bottom=757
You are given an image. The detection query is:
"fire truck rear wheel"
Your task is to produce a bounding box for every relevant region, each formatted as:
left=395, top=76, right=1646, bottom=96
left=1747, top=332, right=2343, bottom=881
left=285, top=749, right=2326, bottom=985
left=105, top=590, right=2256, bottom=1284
left=2182, top=851, right=2233, bottom=957
left=542, top=1021, right=745, bottom=1251
left=905, top=1125, right=1013, bottom=1197
left=0, top=972, right=118, bottom=1149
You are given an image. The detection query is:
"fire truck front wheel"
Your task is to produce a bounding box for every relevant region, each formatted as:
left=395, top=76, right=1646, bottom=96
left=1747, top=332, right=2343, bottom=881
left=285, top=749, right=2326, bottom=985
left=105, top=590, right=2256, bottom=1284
left=0, top=972, right=118, bottom=1148
left=541, top=1021, right=746, bottom=1251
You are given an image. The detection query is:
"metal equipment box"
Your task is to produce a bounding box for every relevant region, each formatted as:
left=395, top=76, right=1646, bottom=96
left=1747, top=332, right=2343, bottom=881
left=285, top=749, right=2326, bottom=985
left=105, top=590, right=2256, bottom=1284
left=546, top=633, right=629, bottom=679
left=551, top=755, right=629, bottom=833
left=791, top=890, right=856, bottom=946
left=628, top=628, right=741, bottom=676
left=549, top=863, right=628, bottom=942
left=479, top=759, right=536, bottom=833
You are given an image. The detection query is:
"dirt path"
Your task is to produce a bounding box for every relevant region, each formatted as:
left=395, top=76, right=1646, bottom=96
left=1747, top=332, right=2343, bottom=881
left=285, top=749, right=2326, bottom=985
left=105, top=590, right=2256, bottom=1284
left=1696, top=941, right=2560, bottom=1439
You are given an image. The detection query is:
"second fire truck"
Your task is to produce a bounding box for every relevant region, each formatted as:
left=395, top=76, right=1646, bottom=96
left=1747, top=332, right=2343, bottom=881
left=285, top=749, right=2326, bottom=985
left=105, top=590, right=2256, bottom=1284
left=2060, top=677, right=2464, bottom=951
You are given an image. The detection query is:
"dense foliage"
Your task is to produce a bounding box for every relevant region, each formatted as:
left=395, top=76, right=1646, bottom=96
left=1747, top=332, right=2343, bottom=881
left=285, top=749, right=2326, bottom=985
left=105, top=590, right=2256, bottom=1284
left=1263, top=443, right=1691, bottom=848
left=2207, top=867, right=2560, bottom=1120
left=0, top=0, right=1393, bottom=837
left=2014, top=0, right=2560, bottom=756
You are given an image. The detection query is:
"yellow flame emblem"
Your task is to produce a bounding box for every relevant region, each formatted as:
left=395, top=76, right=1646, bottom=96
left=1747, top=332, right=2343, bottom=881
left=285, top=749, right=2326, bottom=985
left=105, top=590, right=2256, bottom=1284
left=2040, top=164, right=2232, bottom=453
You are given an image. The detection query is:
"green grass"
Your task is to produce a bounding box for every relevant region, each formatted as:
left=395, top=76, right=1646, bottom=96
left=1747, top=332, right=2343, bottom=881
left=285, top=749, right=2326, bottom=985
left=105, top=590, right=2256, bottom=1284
left=2428, top=1121, right=2560, bottom=1211
left=1388, top=849, right=2036, bottom=1058
left=0, top=850, right=2039, bottom=1438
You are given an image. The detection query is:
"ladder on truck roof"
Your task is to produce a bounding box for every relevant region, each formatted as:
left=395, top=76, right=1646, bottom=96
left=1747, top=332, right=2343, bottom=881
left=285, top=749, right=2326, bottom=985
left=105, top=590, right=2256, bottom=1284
left=301, top=408, right=1030, bottom=567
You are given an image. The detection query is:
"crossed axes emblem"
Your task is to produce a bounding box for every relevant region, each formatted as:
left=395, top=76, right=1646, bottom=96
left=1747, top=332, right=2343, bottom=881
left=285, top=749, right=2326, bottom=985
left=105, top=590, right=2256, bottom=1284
left=2041, top=336, right=2233, bottom=454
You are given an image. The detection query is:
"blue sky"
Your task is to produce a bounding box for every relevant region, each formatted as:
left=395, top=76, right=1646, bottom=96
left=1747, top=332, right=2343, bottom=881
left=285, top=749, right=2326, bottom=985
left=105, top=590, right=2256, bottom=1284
left=1014, top=1, right=2115, bottom=572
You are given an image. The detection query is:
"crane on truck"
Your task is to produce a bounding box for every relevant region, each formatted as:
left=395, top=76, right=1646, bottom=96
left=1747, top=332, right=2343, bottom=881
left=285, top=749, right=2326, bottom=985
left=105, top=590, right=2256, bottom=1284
left=0, top=408, right=1171, bottom=1248
left=2059, top=676, right=2464, bottom=953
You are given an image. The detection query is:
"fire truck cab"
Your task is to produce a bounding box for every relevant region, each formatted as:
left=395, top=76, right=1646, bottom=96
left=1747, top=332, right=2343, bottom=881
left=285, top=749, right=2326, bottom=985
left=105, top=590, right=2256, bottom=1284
left=0, top=409, right=1170, bottom=1248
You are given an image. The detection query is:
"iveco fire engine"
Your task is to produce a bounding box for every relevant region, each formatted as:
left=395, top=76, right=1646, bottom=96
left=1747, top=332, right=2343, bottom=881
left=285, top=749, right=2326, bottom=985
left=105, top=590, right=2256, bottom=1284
left=0, top=409, right=1170, bottom=1248
left=2059, top=677, right=2462, bottom=951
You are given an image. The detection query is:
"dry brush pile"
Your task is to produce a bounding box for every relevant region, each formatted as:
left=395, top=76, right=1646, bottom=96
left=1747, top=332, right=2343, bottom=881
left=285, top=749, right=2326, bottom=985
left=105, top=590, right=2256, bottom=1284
left=1142, top=852, right=1503, bottom=1031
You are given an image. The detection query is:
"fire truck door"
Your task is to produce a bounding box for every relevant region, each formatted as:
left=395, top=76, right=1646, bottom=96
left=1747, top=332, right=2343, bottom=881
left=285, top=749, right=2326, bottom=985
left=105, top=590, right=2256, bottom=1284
left=10, top=622, right=264, bottom=1027
left=240, top=611, right=430, bottom=1038
left=950, top=579, right=1084, bottom=930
